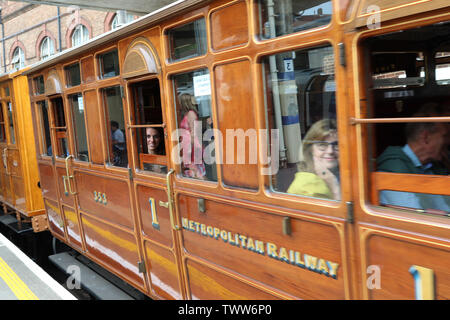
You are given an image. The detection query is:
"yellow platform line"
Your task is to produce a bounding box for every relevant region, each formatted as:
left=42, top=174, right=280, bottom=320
left=0, top=257, right=39, bottom=300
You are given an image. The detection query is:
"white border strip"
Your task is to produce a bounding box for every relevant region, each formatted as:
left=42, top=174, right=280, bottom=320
left=0, top=233, right=76, bottom=300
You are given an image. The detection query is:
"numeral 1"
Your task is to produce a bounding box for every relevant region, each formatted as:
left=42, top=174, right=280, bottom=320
left=409, top=265, right=435, bottom=300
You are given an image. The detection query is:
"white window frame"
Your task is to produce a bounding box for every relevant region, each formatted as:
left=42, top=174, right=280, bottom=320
left=11, top=47, right=25, bottom=70
left=71, top=24, right=90, bottom=47
left=40, top=36, right=55, bottom=60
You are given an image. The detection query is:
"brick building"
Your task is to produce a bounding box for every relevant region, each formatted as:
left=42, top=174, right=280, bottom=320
left=0, top=1, right=140, bottom=73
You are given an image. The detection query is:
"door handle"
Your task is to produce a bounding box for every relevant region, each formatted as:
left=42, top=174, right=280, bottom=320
left=165, top=169, right=179, bottom=231
left=64, top=155, right=77, bottom=195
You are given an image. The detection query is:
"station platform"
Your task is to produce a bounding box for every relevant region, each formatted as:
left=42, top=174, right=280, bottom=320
left=0, top=232, right=76, bottom=300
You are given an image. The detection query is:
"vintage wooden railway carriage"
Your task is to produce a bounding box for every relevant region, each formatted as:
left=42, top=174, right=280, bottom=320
left=22, top=0, right=450, bottom=299
left=0, top=70, right=45, bottom=232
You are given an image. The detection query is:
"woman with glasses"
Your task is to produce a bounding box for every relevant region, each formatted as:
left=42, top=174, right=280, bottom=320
left=287, top=119, right=341, bottom=200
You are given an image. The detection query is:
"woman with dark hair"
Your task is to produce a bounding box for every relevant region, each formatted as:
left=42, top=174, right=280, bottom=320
left=287, top=119, right=340, bottom=200
left=146, top=127, right=165, bottom=155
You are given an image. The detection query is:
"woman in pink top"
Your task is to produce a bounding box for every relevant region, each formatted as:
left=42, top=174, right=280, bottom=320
left=179, top=93, right=206, bottom=179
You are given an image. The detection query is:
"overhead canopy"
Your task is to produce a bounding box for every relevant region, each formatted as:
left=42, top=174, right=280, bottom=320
left=8, top=0, right=178, bottom=14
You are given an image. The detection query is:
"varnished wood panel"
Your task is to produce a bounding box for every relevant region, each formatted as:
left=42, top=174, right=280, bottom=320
left=83, top=90, right=104, bottom=165
left=186, top=259, right=281, bottom=300
left=179, top=194, right=346, bottom=299
left=63, top=205, right=82, bottom=249
left=11, top=176, right=25, bottom=212
left=81, top=214, right=145, bottom=290
left=76, top=171, right=134, bottom=230
left=7, top=149, right=21, bottom=177
left=38, top=163, right=58, bottom=202
left=360, top=226, right=450, bottom=300
left=210, top=1, right=249, bottom=51
left=144, top=241, right=182, bottom=299
left=44, top=198, right=65, bottom=239
left=81, top=56, right=95, bottom=84
left=137, top=184, right=173, bottom=247
left=214, top=59, right=259, bottom=190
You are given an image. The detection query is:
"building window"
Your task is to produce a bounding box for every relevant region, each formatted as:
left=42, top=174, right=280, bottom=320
left=11, top=47, right=25, bottom=70
left=71, top=24, right=90, bottom=47
left=40, top=36, right=55, bottom=60
left=111, top=11, right=135, bottom=30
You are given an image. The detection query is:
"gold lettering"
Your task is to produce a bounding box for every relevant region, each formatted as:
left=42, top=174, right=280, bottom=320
left=304, top=254, right=318, bottom=271
left=328, top=261, right=339, bottom=278
left=220, top=230, right=228, bottom=242
left=295, top=251, right=305, bottom=267
left=255, top=240, right=265, bottom=254
left=239, top=235, right=247, bottom=247
left=267, top=242, right=278, bottom=258
left=182, top=218, right=189, bottom=229
left=247, top=237, right=255, bottom=251
left=207, top=226, right=214, bottom=237
left=317, top=259, right=329, bottom=275
left=213, top=227, right=220, bottom=239
left=201, top=224, right=207, bottom=236
left=189, top=221, right=195, bottom=232
left=279, top=247, right=289, bottom=262
left=228, top=232, right=236, bottom=245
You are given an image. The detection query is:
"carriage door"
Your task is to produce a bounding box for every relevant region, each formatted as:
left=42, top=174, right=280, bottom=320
left=123, top=37, right=185, bottom=299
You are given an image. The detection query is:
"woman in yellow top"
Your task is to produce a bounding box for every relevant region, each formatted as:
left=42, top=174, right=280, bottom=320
left=287, top=119, right=340, bottom=200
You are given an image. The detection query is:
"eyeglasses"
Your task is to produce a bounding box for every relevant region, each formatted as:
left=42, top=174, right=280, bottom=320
left=309, top=140, right=339, bottom=151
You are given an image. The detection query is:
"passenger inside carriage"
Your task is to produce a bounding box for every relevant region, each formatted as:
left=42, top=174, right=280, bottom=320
left=143, top=127, right=167, bottom=174
left=287, top=119, right=341, bottom=200
left=376, top=103, right=450, bottom=213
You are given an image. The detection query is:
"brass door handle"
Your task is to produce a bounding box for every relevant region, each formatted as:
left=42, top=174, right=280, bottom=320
left=64, top=155, right=77, bottom=195
left=159, top=201, right=169, bottom=208
left=165, top=169, right=179, bottom=231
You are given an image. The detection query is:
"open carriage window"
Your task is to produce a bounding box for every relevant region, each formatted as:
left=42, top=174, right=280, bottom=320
left=172, top=69, right=217, bottom=181
left=51, top=97, right=68, bottom=157
left=130, top=79, right=167, bottom=174
left=363, top=22, right=450, bottom=216
left=37, top=100, right=52, bottom=156
left=69, top=93, right=89, bottom=162
left=263, top=45, right=340, bottom=201
left=103, top=86, right=127, bottom=168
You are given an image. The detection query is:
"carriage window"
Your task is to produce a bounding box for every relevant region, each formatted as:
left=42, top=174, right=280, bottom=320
left=98, top=49, right=120, bottom=79
left=103, top=86, right=127, bottom=168
left=130, top=79, right=167, bottom=174
left=51, top=97, right=68, bottom=157
left=173, top=69, right=217, bottom=181
left=37, top=100, right=52, bottom=156
left=259, top=0, right=332, bottom=39
left=0, top=104, right=6, bottom=142
left=4, top=86, right=9, bottom=97
left=64, top=63, right=81, bottom=87
left=263, top=45, right=340, bottom=201
left=435, top=52, right=450, bottom=85
left=363, top=22, right=450, bottom=216
left=168, top=18, right=207, bottom=62
left=34, top=76, right=45, bottom=95
left=7, top=102, right=15, bottom=145
left=69, top=93, right=89, bottom=162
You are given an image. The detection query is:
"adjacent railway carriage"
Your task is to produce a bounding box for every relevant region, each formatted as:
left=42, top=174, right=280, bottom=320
left=0, top=70, right=45, bottom=232
left=20, top=0, right=450, bottom=299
